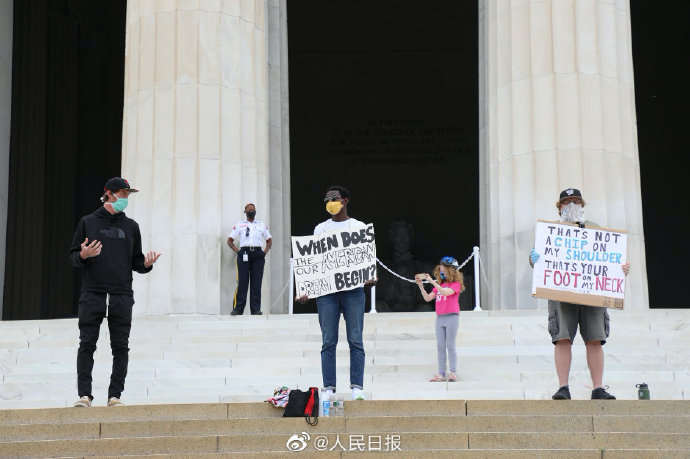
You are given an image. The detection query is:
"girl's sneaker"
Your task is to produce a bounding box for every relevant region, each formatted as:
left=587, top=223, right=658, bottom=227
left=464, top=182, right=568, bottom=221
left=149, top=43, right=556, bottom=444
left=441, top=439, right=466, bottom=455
left=351, top=388, right=365, bottom=400
left=73, top=396, right=91, bottom=408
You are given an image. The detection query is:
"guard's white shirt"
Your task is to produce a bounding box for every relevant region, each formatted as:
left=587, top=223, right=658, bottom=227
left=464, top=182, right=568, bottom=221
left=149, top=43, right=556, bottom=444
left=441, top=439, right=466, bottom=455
left=229, top=220, right=272, bottom=247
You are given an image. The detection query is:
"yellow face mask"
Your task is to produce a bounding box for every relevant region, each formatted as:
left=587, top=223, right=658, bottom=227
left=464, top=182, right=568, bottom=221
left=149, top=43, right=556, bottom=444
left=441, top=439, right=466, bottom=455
left=326, top=200, right=343, bottom=215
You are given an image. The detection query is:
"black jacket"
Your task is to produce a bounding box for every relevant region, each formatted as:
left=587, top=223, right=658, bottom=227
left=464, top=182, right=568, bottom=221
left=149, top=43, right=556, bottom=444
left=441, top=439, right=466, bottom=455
left=69, top=207, right=152, bottom=294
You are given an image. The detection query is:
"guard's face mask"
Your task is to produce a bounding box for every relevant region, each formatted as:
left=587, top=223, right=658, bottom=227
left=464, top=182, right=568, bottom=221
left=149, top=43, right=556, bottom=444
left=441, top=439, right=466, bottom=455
left=326, top=200, right=343, bottom=215
left=560, top=202, right=584, bottom=223
left=246, top=210, right=256, bottom=219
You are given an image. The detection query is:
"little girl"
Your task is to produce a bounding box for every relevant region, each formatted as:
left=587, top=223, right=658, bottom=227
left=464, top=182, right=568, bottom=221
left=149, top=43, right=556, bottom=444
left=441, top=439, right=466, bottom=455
left=416, top=256, right=464, bottom=382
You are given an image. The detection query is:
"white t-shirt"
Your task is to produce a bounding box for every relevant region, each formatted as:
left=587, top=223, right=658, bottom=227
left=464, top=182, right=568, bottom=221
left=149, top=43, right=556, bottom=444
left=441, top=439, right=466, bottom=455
left=313, top=217, right=367, bottom=235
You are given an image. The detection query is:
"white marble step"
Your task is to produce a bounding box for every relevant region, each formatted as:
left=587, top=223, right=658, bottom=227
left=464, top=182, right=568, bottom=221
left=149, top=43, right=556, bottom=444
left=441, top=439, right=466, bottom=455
left=1, top=310, right=689, bottom=408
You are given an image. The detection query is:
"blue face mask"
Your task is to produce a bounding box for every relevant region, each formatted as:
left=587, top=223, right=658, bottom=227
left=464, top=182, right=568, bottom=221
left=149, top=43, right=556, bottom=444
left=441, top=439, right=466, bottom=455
left=111, top=195, right=128, bottom=212
left=440, top=272, right=447, bottom=281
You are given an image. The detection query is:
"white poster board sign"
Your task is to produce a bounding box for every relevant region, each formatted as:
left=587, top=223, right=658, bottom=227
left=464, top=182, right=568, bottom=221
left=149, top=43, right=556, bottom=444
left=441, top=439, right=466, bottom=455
left=531, top=220, right=627, bottom=309
left=291, top=224, right=377, bottom=299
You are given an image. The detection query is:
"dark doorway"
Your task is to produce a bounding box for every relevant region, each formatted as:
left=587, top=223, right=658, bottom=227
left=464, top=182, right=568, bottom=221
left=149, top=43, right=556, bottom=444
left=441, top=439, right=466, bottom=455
left=631, top=0, right=690, bottom=308
left=288, top=1, right=478, bottom=312
left=3, top=0, right=126, bottom=320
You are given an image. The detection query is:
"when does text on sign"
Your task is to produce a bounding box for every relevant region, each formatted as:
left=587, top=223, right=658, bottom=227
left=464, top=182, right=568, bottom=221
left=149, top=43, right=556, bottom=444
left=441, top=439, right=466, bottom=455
left=291, top=224, right=377, bottom=299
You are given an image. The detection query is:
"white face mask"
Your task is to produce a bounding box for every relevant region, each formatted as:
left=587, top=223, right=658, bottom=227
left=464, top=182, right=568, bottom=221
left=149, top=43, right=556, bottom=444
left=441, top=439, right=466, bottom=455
left=560, top=202, right=585, bottom=223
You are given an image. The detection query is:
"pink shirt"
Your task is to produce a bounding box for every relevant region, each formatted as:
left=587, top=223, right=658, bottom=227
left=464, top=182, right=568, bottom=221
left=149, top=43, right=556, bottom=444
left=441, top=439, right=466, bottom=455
left=432, top=282, right=461, bottom=315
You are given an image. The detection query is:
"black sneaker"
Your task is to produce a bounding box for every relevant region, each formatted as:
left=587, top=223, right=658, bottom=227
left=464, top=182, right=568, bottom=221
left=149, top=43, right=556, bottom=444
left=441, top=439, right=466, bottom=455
left=591, top=387, right=616, bottom=399
left=230, top=309, right=243, bottom=316
left=552, top=385, right=571, bottom=400
left=251, top=311, right=262, bottom=315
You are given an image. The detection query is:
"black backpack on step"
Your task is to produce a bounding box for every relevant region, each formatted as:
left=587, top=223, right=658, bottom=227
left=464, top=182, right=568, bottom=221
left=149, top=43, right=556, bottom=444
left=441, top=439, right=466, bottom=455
left=283, top=387, right=319, bottom=426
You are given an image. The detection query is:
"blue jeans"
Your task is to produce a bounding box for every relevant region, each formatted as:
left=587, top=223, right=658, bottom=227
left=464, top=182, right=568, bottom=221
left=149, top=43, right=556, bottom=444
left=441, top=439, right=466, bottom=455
left=316, top=288, right=365, bottom=390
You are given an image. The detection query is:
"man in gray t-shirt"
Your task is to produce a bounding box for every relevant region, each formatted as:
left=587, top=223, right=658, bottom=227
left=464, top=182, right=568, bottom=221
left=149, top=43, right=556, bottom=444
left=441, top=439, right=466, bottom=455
left=530, top=188, right=630, bottom=400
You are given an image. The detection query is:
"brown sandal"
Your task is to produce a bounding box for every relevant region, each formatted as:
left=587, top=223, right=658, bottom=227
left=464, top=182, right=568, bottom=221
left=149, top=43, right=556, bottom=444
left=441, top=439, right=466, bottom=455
left=429, top=374, right=446, bottom=382
left=447, top=372, right=457, bottom=382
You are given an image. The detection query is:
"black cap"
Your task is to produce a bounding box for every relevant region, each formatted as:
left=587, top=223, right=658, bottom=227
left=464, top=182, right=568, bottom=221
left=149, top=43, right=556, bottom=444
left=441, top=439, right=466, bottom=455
left=104, top=177, right=139, bottom=193
left=559, top=188, right=582, bottom=201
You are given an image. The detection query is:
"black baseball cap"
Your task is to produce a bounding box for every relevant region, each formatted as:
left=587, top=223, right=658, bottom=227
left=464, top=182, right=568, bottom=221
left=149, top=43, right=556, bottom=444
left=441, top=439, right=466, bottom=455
left=104, top=177, right=139, bottom=193
left=559, top=188, right=582, bottom=202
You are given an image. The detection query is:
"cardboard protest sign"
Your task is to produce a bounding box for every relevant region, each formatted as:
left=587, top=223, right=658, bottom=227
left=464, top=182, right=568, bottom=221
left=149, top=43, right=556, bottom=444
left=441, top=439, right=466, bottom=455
left=291, top=224, right=376, bottom=299
left=531, top=220, right=627, bottom=309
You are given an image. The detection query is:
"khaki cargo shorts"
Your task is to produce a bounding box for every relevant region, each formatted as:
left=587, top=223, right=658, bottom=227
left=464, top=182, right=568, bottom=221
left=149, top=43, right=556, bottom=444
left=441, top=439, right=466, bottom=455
left=547, top=300, right=610, bottom=344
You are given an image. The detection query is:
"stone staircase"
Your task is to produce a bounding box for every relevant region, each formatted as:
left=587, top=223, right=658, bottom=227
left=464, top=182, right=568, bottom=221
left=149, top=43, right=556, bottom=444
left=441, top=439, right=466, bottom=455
left=1, top=400, right=690, bottom=457
left=1, top=310, right=690, bottom=409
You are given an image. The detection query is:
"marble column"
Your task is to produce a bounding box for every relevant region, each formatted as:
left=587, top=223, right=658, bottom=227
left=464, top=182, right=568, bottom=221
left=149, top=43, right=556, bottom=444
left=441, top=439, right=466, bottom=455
left=266, top=0, right=291, bottom=314
left=479, top=0, right=648, bottom=311
left=0, top=0, right=13, bottom=318
left=122, top=0, right=289, bottom=314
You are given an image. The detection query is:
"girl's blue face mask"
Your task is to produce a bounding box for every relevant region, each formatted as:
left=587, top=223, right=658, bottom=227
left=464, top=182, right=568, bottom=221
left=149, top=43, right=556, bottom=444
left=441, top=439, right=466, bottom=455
left=440, top=272, right=447, bottom=281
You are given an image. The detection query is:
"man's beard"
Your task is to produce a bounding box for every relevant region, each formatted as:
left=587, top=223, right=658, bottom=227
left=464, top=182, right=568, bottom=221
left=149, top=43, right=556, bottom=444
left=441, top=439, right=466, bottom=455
left=560, top=203, right=585, bottom=223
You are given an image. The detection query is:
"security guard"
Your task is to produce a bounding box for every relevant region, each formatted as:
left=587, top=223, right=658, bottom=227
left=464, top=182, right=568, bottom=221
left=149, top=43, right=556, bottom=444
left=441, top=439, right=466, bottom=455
left=227, top=203, right=272, bottom=315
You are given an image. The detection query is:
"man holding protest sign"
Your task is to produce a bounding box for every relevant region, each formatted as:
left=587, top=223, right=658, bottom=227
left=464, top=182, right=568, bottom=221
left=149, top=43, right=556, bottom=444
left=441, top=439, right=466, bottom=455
left=529, top=188, right=630, bottom=400
left=295, top=185, right=377, bottom=402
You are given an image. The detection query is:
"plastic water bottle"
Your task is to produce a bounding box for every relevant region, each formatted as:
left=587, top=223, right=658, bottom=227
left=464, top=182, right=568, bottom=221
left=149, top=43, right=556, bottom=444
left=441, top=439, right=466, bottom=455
left=335, top=396, right=345, bottom=417
left=321, top=390, right=333, bottom=417
left=636, top=383, right=650, bottom=400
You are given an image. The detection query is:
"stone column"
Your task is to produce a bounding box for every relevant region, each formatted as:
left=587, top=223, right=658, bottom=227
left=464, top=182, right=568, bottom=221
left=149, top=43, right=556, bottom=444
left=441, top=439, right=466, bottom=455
left=267, top=0, right=291, bottom=314
left=122, top=0, right=281, bottom=314
left=0, top=0, right=13, bottom=318
left=479, top=0, right=648, bottom=311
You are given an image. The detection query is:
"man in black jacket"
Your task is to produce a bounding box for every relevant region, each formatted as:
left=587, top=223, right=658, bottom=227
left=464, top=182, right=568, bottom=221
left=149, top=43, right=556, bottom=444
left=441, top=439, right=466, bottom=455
left=70, top=177, right=160, bottom=407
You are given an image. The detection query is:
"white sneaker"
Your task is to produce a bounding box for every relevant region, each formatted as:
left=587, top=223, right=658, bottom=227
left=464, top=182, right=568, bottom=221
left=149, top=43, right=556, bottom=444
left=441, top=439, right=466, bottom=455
left=322, top=389, right=335, bottom=401
left=73, top=396, right=91, bottom=408
left=107, top=397, right=124, bottom=407
left=351, top=388, right=365, bottom=401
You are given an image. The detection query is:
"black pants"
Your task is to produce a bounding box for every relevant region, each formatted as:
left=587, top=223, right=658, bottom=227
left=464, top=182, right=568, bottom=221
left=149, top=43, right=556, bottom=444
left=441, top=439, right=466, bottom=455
left=234, top=247, right=265, bottom=314
left=77, top=291, right=134, bottom=400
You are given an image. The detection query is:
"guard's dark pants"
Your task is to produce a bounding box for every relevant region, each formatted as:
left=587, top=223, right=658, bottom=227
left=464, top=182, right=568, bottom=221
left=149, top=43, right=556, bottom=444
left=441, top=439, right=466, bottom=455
left=234, top=247, right=265, bottom=314
left=77, top=291, right=134, bottom=400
